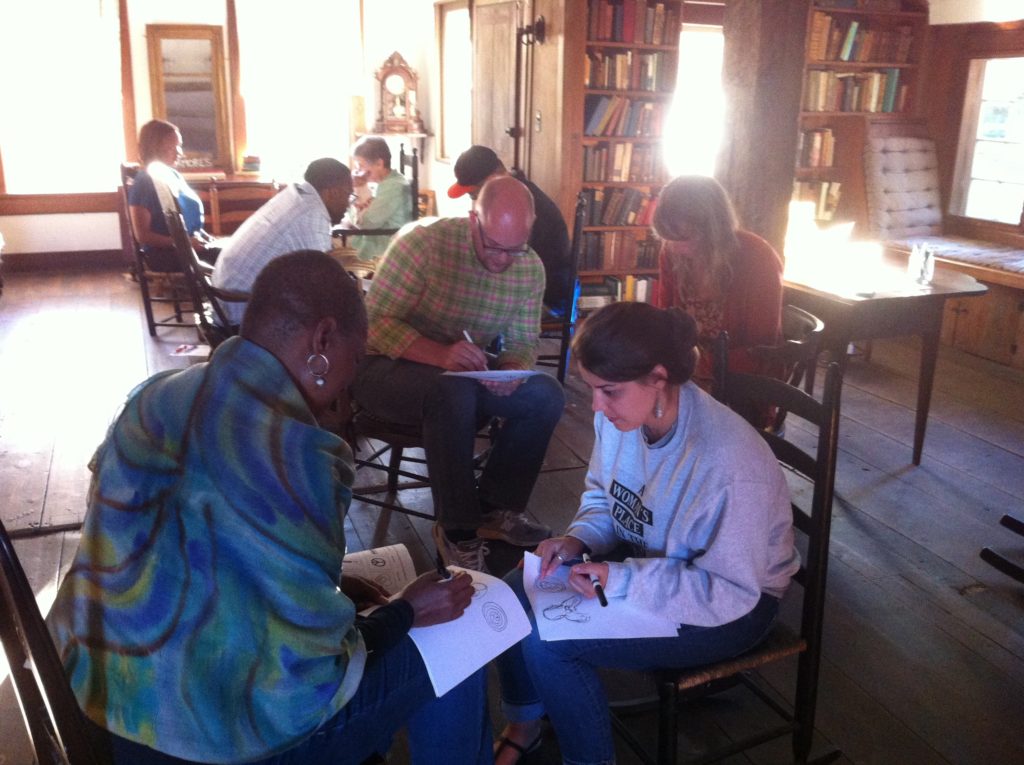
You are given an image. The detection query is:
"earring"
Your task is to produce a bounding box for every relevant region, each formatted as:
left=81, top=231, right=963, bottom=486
left=306, top=353, right=330, bottom=387
left=654, top=396, right=664, bottom=419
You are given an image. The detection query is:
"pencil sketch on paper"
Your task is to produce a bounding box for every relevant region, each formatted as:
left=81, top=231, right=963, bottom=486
left=482, top=602, right=509, bottom=631
left=472, top=581, right=488, bottom=598
left=543, top=595, right=591, bottom=623
left=537, top=578, right=565, bottom=592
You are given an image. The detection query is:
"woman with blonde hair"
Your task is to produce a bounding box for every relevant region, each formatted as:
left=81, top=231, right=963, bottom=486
left=652, top=175, right=783, bottom=390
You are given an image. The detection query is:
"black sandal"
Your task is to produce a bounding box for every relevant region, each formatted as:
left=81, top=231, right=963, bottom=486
left=493, top=732, right=543, bottom=763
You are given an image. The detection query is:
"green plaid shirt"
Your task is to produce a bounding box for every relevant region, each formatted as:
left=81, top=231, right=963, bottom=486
left=366, top=217, right=546, bottom=369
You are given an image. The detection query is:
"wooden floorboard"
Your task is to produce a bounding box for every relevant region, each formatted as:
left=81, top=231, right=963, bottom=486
left=1, top=267, right=1023, bottom=764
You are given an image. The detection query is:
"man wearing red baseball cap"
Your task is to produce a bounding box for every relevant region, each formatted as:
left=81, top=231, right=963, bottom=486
left=449, top=146, right=573, bottom=317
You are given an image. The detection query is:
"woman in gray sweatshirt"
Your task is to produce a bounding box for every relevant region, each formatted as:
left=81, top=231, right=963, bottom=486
left=493, top=302, right=799, bottom=765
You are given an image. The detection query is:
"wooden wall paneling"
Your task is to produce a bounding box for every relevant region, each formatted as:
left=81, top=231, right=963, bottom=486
left=526, top=0, right=584, bottom=227
left=718, top=0, right=810, bottom=254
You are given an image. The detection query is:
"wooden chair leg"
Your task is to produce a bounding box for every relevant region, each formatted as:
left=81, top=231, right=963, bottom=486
left=658, top=678, right=679, bottom=765
left=386, top=446, right=404, bottom=493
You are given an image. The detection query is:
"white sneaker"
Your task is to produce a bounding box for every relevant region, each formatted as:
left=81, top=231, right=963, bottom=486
left=432, top=523, right=490, bottom=573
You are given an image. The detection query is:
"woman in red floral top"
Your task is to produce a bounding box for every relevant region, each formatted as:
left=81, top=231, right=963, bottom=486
left=652, top=176, right=784, bottom=392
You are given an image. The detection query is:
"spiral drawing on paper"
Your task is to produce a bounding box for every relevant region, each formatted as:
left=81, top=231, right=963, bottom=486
left=472, top=581, right=488, bottom=598
left=543, top=595, right=590, bottom=623
left=537, top=578, right=565, bottom=593
left=370, top=557, right=386, bottom=567
left=482, top=602, right=508, bottom=632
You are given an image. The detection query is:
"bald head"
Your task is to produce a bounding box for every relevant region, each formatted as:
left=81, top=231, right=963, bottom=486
left=475, top=175, right=536, bottom=243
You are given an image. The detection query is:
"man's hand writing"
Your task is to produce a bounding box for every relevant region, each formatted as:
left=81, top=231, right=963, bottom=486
left=442, top=340, right=488, bottom=371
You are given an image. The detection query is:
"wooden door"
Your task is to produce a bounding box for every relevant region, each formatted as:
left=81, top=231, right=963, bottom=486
left=472, top=0, right=518, bottom=163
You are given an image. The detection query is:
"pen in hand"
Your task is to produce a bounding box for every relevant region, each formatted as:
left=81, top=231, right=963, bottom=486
left=462, top=330, right=498, bottom=361
left=581, top=553, right=608, bottom=607
left=435, top=556, right=453, bottom=582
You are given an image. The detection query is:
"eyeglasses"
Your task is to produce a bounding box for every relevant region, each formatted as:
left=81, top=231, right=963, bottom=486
left=471, top=212, right=530, bottom=257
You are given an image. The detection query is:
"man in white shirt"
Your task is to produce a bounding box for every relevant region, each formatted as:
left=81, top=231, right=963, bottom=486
left=213, top=158, right=353, bottom=326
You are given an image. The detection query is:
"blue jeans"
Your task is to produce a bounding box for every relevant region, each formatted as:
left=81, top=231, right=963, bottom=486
left=495, top=569, right=780, bottom=765
left=352, top=356, right=565, bottom=532
left=88, top=636, right=493, bottom=765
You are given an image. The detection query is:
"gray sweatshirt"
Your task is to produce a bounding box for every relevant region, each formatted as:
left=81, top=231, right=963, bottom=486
left=566, top=382, right=799, bottom=627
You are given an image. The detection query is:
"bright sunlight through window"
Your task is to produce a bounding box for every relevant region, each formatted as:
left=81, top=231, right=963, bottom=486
left=0, top=3, right=122, bottom=192
left=662, top=24, right=725, bottom=178
left=440, top=4, right=472, bottom=161
left=962, top=56, right=1024, bottom=225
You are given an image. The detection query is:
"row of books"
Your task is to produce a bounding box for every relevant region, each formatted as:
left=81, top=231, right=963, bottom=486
left=808, top=13, right=914, bottom=64
left=793, top=180, right=843, bottom=222
left=588, top=1, right=680, bottom=46
left=584, top=96, right=667, bottom=137
left=583, top=142, right=664, bottom=183
left=581, top=186, right=657, bottom=227
left=796, top=127, right=836, bottom=168
left=578, top=275, right=659, bottom=310
left=803, top=68, right=907, bottom=113
left=584, top=50, right=675, bottom=93
left=578, top=231, right=660, bottom=272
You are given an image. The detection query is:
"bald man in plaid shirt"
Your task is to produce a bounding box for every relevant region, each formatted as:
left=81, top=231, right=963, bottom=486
left=352, top=176, right=566, bottom=573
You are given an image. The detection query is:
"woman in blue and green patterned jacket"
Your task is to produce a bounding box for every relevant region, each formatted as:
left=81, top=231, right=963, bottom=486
left=47, top=251, right=493, bottom=765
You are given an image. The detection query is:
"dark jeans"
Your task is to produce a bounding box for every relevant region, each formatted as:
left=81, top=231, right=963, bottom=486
left=495, top=568, right=781, bottom=765
left=351, top=356, right=565, bottom=532
left=86, top=636, right=493, bottom=765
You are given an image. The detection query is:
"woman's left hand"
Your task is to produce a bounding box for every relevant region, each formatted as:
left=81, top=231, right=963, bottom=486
left=568, top=560, right=609, bottom=600
left=341, top=574, right=391, bottom=611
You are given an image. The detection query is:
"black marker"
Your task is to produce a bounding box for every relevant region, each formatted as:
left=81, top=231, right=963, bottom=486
left=436, top=556, right=453, bottom=582
left=581, top=553, right=608, bottom=607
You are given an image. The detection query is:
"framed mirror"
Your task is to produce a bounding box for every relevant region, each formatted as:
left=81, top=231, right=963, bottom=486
left=147, top=24, right=231, bottom=172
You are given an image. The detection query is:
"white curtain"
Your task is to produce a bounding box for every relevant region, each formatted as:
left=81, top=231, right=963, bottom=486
left=235, top=0, right=359, bottom=183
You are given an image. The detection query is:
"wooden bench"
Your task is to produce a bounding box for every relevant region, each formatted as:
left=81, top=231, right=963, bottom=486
left=863, top=135, right=1024, bottom=367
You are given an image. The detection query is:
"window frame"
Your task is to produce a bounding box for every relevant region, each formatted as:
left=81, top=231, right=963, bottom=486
left=950, top=54, right=1024, bottom=228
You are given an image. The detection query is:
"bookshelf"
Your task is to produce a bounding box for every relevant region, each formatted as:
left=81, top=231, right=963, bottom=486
left=575, top=0, right=681, bottom=304
left=794, top=0, right=928, bottom=225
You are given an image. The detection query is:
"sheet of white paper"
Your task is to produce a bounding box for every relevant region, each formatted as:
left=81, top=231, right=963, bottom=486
left=408, top=567, right=531, bottom=697
left=342, top=544, right=417, bottom=593
left=523, top=552, right=679, bottom=641
left=442, top=370, right=540, bottom=382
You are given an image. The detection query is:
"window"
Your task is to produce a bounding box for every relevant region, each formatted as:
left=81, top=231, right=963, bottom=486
left=438, top=2, right=472, bottom=161
left=235, top=1, right=358, bottom=182
left=0, top=1, right=122, bottom=193
left=663, top=24, right=725, bottom=177
left=954, top=56, right=1024, bottom=226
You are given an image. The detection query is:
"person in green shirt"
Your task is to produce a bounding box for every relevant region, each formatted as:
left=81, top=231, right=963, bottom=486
left=345, top=136, right=414, bottom=262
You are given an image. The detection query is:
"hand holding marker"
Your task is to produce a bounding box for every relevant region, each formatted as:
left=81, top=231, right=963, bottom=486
left=581, top=553, right=608, bottom=607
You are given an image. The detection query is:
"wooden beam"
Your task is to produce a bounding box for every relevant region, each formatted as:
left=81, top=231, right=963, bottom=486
left=227, top=0, right=246, bottom=173
left=717, top=0, right=809, bottom=253
left=0, top=193, right=119, bottom=215
left=119, top=0, right=138, bottom=162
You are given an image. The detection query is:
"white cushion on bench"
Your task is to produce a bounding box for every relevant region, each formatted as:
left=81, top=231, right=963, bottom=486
left=864, top=136, right=1023, bottom=276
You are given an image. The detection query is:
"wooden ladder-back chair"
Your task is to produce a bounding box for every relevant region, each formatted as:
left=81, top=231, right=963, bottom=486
left=537, top=191, right=586, bottom=384
left=164, top=207, right=248, bottom=350
left=611, top=336, right=843, bottom=765
left=0, top=518, right=101, bottom=765
left=120, top=162, right=196, bottom=336
left=208, top=180, right=280, bottom=237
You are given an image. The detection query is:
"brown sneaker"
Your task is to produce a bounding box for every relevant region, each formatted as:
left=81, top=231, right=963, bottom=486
left=476, top=510, right=552, bottom=547
left=432, top=523, right=490, bottom=573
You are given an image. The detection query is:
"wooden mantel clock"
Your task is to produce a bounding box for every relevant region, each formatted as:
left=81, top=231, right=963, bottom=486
left=373, top=51, right=425, bottom=134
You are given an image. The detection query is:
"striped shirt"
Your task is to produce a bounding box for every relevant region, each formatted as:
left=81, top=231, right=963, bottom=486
left=366, top=216, right=545, bottom=369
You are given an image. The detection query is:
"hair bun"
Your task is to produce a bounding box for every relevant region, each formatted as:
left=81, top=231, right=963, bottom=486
left=666, top=307, right=699, bottom=352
